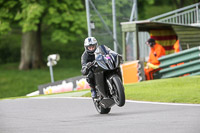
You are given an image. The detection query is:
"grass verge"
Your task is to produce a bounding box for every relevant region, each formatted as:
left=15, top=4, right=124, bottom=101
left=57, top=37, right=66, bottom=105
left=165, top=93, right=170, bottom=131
left=0, top=89, right=90, bottom=100
left=83, top=76, right=200, bottom=104
left=0, top=59, right=82, bottom=98
left=1, top=60, right=200, bottom=104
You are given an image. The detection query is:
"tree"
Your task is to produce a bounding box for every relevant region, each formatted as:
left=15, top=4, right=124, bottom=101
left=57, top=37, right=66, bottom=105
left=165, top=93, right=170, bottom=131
left=15, top=2, right=44, bottom=69
left=173, top=0, right=200, bottom=8
left=0, top=0, right=87, bottom=70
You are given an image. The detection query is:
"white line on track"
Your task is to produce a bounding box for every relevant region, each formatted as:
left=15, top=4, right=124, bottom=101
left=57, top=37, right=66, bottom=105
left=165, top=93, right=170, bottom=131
left=30, top=96, right=200, bottom=107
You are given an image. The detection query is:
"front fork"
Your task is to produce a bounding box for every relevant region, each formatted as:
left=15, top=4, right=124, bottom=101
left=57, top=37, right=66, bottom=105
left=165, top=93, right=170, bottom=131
left=106, top=76, right=114, bottom=95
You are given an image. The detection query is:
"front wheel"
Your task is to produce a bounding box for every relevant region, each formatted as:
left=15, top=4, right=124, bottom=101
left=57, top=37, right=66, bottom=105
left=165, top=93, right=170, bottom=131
left=112, top=75, right=125, bottom=107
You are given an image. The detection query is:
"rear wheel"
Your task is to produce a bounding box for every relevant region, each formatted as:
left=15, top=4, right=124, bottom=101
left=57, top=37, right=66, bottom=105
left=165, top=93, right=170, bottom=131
left=112, top=75, right=125, bottom=107
left=92, top=90, right=111, bottom=114
left=93, top=98, right=111, bottom=114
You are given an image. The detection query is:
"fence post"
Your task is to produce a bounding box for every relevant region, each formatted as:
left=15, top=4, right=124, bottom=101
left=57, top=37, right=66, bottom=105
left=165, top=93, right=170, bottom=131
left=85, top=0, right=91, bottom=37
left=196, top=4, right=199, bottom=23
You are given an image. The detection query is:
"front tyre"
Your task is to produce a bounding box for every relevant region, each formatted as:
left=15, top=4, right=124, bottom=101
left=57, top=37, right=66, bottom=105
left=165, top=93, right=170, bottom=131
left=112, top=75, right=125, bottom=107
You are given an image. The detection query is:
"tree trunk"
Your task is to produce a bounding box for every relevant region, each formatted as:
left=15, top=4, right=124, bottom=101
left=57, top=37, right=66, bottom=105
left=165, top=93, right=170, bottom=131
left=19, top=23, right=44, bottom=70
left=174, top=0, right=186, bottom=8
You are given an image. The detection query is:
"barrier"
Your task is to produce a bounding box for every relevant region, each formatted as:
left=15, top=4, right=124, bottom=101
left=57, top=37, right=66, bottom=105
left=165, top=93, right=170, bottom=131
left=38, top=76, right=90, bottom=95
left=155, top=46, right=200, bottom=79
left=120, top=60, right=145, bottom=84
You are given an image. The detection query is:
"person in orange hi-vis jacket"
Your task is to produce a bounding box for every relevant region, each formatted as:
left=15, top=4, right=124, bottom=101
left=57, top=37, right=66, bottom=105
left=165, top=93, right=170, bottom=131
left=171, top=39, right=182, bottom=67
left=144, top=38, right=166, bottom=80
left=173, top=40, right=182, bottom=53
left=171, top=39, right=189, bottom=76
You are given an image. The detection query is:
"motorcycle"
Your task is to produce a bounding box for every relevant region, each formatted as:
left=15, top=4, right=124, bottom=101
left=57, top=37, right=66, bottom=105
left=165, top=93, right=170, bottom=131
left=89, top=45, right=125, bottom=114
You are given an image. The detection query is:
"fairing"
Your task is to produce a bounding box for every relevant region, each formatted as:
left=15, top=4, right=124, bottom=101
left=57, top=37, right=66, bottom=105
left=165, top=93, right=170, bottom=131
left=95, top=45, right=120, bottom=70
left=93, top=45, right=122, bottom=98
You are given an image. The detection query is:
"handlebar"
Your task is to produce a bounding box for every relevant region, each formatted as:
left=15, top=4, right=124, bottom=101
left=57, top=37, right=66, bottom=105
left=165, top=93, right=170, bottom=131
left=87, top=60, right=96, bottom=69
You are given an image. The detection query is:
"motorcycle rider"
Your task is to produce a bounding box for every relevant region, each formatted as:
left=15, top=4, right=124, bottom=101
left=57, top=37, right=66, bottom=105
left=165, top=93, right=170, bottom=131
left=144, top=38, right=166, bottom=80
left=81, top=37, right=98, bottom=98
left=81, top=37, right=118, bottom=98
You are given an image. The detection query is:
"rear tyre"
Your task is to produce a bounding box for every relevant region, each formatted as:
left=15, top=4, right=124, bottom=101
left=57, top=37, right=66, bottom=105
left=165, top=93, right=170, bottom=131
left=112, top=75, right=125, bottom=107
left=92, top=96, right=111, bottom=114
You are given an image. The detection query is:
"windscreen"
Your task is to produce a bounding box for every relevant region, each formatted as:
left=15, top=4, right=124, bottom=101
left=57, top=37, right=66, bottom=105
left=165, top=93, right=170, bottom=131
left=95, top=45, right=119, bottom=70
left=95, top=45, right=110, bottom=55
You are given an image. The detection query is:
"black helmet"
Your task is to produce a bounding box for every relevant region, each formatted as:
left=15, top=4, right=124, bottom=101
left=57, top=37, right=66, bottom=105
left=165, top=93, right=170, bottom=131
left=146, top=38, right=155, bottom=47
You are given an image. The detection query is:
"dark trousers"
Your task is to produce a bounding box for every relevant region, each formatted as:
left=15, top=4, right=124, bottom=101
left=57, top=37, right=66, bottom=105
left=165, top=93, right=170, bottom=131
left=86, top=71, right=95, bottom=90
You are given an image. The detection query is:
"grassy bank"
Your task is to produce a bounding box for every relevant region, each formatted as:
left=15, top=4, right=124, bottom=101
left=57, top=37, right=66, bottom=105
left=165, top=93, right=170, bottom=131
left=84, top=76, right=200, bottom=104
left=0, top=59, right=82, bottom=98
left=1, top=60, right=200, bottom=104
left=125, top=76, right=200, bottom=104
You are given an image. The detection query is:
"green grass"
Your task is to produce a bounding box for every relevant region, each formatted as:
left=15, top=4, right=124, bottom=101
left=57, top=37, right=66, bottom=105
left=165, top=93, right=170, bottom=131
left=125, top=76, right=200, bottom=104
left=143, top=5, right=175, bottom=19
left=1, top=61, right=200, bottom=104
left=0, top=59, right=82, bottom=98
left=84, top=76, right=200, bottom=104
left=0, top=89, right=90, bottom=100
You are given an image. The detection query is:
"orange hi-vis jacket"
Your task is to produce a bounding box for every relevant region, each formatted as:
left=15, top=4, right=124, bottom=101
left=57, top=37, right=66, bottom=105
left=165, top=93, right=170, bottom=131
left=144, top=43, right=166, bottom=80
left=148, top=43, right=166, bottom=66
left=173, top=40, right=181, bottom=53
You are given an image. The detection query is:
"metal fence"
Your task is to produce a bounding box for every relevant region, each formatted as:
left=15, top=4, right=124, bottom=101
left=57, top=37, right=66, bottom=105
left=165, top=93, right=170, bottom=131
left=86, top=0, right=137, bottom=54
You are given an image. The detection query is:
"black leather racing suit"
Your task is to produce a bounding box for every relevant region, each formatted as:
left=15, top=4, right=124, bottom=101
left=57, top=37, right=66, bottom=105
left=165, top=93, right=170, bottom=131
left=81, top=51, right=95, bottom=89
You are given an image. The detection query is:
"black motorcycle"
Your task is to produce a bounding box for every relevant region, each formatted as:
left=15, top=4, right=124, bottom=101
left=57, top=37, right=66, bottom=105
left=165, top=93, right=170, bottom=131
left=89, top=45, right=125, bottom=114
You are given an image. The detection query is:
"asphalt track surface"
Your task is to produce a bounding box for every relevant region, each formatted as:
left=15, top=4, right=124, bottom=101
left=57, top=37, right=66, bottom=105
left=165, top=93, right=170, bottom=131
left=0, top=97, right=200, bottom=133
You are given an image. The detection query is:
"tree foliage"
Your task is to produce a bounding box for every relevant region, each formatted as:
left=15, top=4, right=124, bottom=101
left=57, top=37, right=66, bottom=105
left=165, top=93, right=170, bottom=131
left=0, top=0, right=87, bottom=43
left=0, top=0, right=18, bottom=34
left=15, top=2, right=44, bottom=32
left=0, top=0, right=87, bottom=69
left=1, top=0, right=200, bottom=67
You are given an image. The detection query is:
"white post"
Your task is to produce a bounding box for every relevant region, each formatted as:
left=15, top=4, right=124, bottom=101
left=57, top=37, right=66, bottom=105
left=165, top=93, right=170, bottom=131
left=85, top=0, right=91, bottom=37
left=134, top=0, right=138, bottom=21
left=196, top=4, right=199, bottom=23
left=47, top=54, right=60, bottom=83
left=112, top=0, right=117, bottom=52
left=126, top=0, right=137, bottom=45
left=48, top=60, right=54, bottom=83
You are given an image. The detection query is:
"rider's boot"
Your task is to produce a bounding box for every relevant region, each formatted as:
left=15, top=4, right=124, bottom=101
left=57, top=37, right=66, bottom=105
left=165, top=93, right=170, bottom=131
left=91, top=88, right=97, bottom=98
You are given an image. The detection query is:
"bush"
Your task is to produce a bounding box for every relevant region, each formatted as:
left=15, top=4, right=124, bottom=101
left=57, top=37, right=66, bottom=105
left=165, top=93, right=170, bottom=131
left=0, top=32, right=21, bottom=63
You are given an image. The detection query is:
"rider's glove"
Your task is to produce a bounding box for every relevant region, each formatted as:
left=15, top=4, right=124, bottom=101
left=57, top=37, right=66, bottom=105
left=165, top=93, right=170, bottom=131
left=81, top=62, right=93, bottom=75
left=81, top=66, right=89, bottom=75
left=86, top=62, right=93, bottom=69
